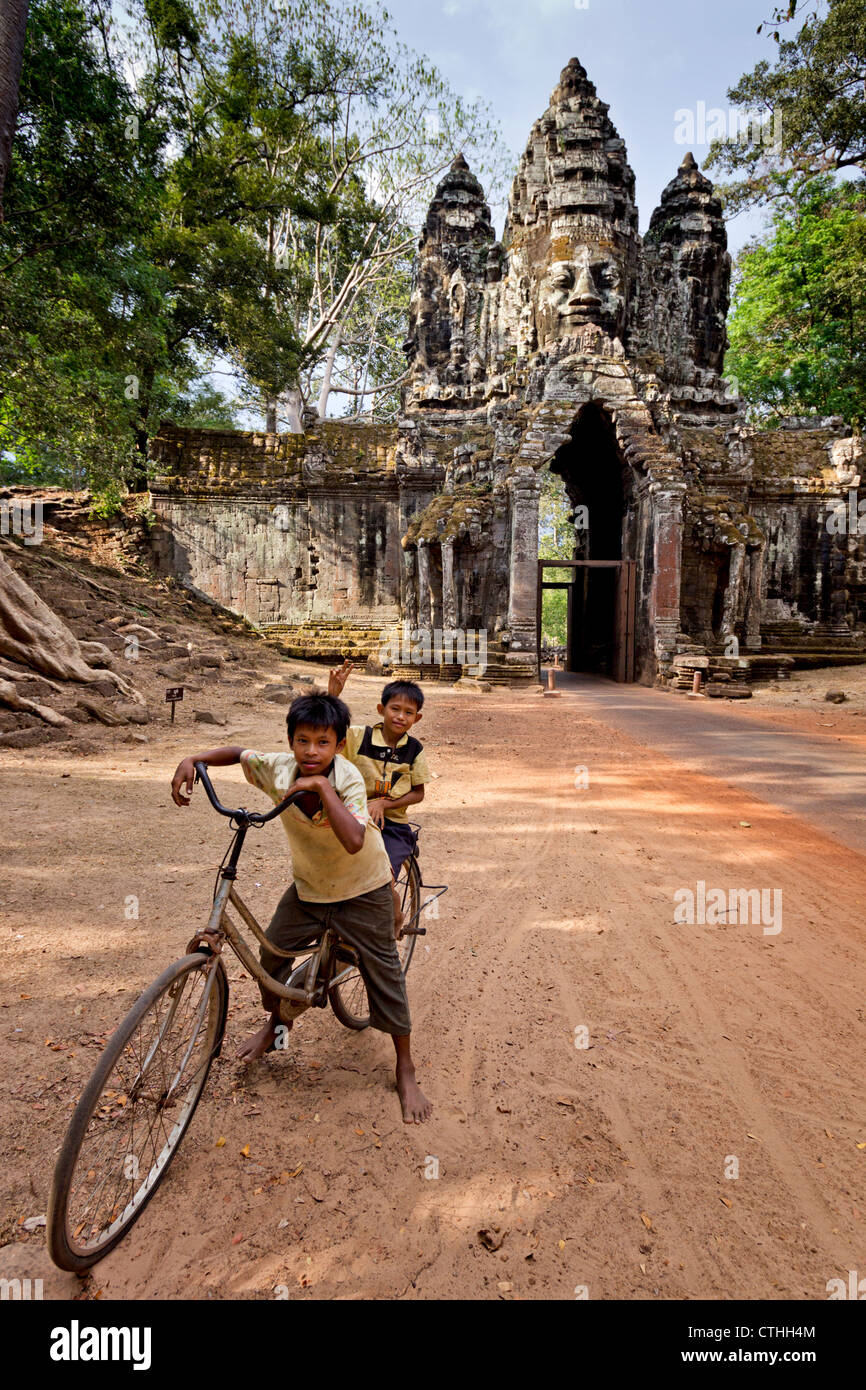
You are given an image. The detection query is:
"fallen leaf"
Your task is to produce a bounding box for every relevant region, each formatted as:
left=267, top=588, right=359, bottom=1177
left=231, top=1233, right=244, bottom=1245
left=720, top=1197, right=732, bottom=1208
left=825, top=1129, right=834, bottom=1140
left=558, top=1239, right=566, bottom=1250
left=21, top=1214, right=46, bottom=1232
left=354, top=1127, right=365, bottom=1136
left=856, top=1142, right=866, bottom=1151
left=215, top=1136, right=226, bottom=1148
left=240, top=1144, right=250, bottom=1157
left=640, top=1212, right=653, bottom=1230
left=739, top=821, right=751, bottom=828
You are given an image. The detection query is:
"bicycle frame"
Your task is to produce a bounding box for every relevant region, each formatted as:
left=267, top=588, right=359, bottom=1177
left=191, top=764, right=448, bottom=1023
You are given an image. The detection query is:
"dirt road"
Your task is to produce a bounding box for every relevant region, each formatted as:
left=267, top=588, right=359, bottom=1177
left=2, top=669, right=866, bottom=1300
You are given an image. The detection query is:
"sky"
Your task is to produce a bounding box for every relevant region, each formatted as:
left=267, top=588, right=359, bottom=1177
left=383, top=0, right=782, bottom=256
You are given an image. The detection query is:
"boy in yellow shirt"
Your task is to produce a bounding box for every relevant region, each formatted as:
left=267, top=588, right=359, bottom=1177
left=327, top=662, right=430, bottom=936
left=170, top=692, right=431, bottom=1124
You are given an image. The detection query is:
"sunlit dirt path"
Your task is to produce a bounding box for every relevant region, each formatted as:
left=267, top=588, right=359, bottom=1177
left=2, top=671, right=866, bottom=1299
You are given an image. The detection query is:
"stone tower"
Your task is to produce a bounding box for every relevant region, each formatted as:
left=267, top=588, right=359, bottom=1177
left=149, top=58, right=865, bottom=690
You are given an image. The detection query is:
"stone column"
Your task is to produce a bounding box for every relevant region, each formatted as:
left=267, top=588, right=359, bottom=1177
left=441, top=537, right=457, bottom=633
left=744, top=545, right=763, bottom=649
left=648, top=483, right=685, bottom=679
left=401, top=546, right=418, bottom=632
left=416, top=541, right=432, bottom=634
left=720, top=542, right=745, bottom=639
left=506, top=466, right=542, bottom=658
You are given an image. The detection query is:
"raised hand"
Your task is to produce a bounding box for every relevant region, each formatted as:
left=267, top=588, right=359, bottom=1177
left=327, top=658, right=354, bottom=697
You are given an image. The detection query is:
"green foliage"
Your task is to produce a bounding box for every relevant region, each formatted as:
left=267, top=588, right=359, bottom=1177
left=726, top=176, right=866, bottom=425
left=0, top=0, right=508, bottom=483
left=538, top=469, right=577, bottom=561
left=0, top=0, right=241, bottom=490
left=538, top=470, right=575, bottom=646
left=89, top=477, right=127, bottom=520
left=707, top=0, right=866, bottom=213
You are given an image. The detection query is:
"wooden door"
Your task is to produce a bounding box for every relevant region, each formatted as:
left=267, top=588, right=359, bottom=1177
left=613, top=561, right=636, bottom=682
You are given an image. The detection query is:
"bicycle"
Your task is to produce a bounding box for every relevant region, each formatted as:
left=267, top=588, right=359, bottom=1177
left=47, top=762, right=447, bottom=1273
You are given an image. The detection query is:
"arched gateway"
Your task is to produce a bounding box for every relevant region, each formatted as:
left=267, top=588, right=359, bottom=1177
left=150, top=60, right=865, bottom=688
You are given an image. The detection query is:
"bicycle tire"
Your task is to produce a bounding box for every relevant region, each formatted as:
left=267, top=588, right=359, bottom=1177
left=48, top=952, right=228, bottom=1272
left=329, top=857, right=421, bottom=1030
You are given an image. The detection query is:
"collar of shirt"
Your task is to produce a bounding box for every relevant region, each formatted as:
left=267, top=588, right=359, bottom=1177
left=371, top=722, right=409, bottom=750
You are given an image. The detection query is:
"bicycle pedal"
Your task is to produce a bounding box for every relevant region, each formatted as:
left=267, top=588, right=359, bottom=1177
left=401, top=926, right=427, bottom=936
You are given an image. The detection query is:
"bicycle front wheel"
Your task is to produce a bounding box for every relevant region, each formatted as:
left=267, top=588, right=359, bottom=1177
left=329, top=857, right=421, bottom=1030
left=48, top=952, right=228, bottom=1272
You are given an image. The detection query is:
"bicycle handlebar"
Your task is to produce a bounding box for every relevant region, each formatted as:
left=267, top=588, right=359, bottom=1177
left=194, top=761, right=305, bottom=826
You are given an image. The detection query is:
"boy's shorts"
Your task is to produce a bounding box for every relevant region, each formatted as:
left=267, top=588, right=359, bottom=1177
left=258, top=880, right=411, bottom=1035
left=381, top=820, right=418, bottom=878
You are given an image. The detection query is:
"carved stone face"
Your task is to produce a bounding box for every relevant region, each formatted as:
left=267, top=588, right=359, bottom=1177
left=539, top=248, right=627, bottom=344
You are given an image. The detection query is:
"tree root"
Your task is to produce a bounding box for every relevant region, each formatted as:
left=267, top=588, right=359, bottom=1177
left=0, top=679, right=71, bottom=726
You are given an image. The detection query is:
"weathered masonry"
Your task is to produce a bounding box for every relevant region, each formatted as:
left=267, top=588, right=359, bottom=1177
left=150, top=58, right=865, bottom=687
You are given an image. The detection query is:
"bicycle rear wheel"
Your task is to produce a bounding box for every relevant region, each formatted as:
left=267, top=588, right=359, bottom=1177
left=330, top=857, right=421, bottom=1030
left=48, top=952, right=228, bottom=1272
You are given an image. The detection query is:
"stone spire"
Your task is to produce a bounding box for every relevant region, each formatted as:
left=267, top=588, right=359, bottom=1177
left=420, top=153, right=495, bottom=251
left=646, top=151, right=727, bottom=252
left=404, top=154, right=502, bottom=405
left=643, top=152, right=731, bottom=376
left=504, top=57, right=639, bottom=243
left=502, top=58, right=640, bottom=355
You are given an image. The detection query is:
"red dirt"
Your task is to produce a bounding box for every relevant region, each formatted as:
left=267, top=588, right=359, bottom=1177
left=3, top=663, right=866, bottom=1300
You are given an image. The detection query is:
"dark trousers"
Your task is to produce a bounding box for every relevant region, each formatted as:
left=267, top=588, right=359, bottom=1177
left=259, top=881, right=411, bottom=1035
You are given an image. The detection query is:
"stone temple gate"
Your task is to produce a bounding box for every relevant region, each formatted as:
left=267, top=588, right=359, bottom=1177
left=150, top=58, right=866, bottom=688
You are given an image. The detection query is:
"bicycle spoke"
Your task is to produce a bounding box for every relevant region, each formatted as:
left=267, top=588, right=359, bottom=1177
left=61, top=961, right=222, bottom=1253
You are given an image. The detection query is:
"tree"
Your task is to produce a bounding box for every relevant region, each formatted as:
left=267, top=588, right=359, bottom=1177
left=707, top=0, right=866, bottom=213
left=184, top=0, right=508, bottom=431
left=0, top=0, right=29, bottom=218
left=725, top=176, right=866, bottom=425
left=0, top=0, right=239, bottom=495
left=538, top=470, right=576, bottom=646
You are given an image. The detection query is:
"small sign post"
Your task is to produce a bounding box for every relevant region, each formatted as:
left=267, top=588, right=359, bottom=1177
left=165, top=686, right=184, bottom=722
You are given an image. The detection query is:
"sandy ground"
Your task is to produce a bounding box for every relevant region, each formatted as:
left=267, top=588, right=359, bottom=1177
left=3, top=659, right=866, bottom=1301
left=705, top=663, right=866, bottom=747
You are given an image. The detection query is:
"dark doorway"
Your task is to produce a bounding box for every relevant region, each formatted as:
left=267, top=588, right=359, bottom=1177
left=538, top=560, right=635, bottom=681
left=539, top=404, right=636, bottom=679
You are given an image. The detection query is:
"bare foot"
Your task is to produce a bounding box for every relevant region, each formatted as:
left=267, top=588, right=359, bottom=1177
left=396, top=1062, right=432, bottom=1123
left=236, top=1016, right=280, bottom=1062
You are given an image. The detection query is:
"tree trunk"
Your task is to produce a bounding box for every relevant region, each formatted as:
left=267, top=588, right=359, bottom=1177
left=284, top=386, right=303, bottom=434
left=265, top=399, right=277, bottom=433
left=317, top=329, right=342, bottom=420
left=0, top=543, right=143, bottom=702
left=0, top=0, right=29, bottom=221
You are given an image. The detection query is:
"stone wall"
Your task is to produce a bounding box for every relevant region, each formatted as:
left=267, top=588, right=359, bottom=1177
left=148, top=59, right=865, bottom=688
left=149, top=422, right=443, bottom=658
